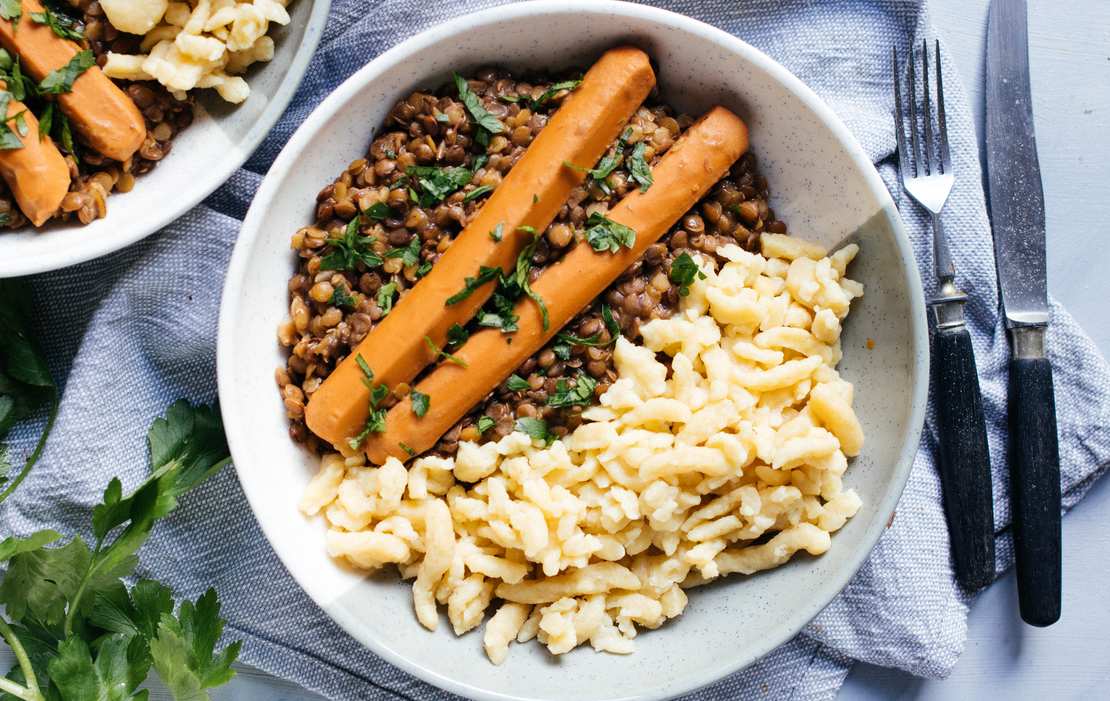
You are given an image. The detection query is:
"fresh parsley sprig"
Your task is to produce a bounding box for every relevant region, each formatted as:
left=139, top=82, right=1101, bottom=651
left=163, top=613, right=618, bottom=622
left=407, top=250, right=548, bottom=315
left=30, top=6, right=84, bottom=41
left=0, top=400, right=241, bottom=701
left=0, top=280, right=58, bottom=504
left=38, top=50, right=95, bottom=95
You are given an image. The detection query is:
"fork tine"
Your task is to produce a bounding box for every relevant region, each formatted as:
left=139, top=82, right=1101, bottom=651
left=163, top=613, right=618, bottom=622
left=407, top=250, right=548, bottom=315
left=921, top=38, right=934, bottom=176
left=935, top=39, right=952, bottom=174
left=892, top=46, right=913, bottom=185
left=906, top=43, right=922, bottom=178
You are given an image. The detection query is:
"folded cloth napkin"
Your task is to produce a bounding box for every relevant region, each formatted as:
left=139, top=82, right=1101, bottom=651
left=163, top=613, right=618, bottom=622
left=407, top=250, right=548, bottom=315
left=5, top=0, right=1110, bottom=699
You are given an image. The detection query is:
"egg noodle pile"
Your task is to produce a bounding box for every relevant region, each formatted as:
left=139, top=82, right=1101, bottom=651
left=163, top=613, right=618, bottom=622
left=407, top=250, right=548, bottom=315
left=300, top=233, right=865, bottom=664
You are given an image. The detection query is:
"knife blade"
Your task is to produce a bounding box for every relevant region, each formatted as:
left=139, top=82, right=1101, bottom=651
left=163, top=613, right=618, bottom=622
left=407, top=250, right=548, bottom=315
left=986, top=0, right=1048, bottom=327
left=985, top=0, right=1061, bottom=627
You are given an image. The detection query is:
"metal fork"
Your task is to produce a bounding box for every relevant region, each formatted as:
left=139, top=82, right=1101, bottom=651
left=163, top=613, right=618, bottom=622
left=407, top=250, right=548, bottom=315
left=893, top=40, right=996, bottom=591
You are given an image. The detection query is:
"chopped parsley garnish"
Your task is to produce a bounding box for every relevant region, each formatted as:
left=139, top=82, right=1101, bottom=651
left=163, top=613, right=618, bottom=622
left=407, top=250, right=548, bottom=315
left=434, top=110, right=449, bottom=123
left=348, top=372, right=390, bottom=450
left=416, top=261, right=433, bottom=278
left=670, top=252, right=707, bottom=297
left=385, top=236, right=421, bottom=267
left=445, top=265, right=501, bottom=305
left=398, top=442, right=416, bottom=457
left=602, top=303, right=621, bottom=339
left=446, top=323, right=469, bottom=346
left=0, top=0, right=22, bottom=24
left=38, top=50, right=95, bottom=95
left=589, top=127, right=633, bottom=181
left=329, top=284, right=358, bottom=310
left=515, top=417, right=554, bottom=445
left=547, top=374, right=598, bottom=408
left=364, top=201, right=394, bottom=220
left=562, top=160, right=587, bottom=173
left=516, top=225, right=536, bottom=235
left=584, top=212, right=636, bottom=253
left=0, top=51, right=34, bottom=102
left=376, top=282, right=397, bottom=315
left=320, top=216, right=383, bottom=271
left=0, top=92, right=24, bottom=150
left=31, top=6, right=84, bottom=41
left=505, top=374, right=531, bottom=392
left=406, top=164, right=474, bottom=206
left=488, top=222, right=504, bottom=242
left=463, top=184, right=494, bottom=202
left=552, top=343, right=572, bottom=361
left=476, top=416, right=495, bottom=433
left=424, top=335, right=468, bottom=368
left=513, top=233, right=549, bottom=331
left=530, top=79, right=582, bottom=107
left=477, top=291, right=519, bottom=332
left=628, top=141, right=653, bottom=191
left=410, top=390, right=430, bottom=417
left=454, top=72, right=505, bottom=135
left=355, top=354, right=374, bottom=385
left=555, top=329, right=608, bottom=348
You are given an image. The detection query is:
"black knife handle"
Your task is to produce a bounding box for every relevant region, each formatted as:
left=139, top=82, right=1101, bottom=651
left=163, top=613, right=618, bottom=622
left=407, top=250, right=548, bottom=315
left=932, top=323, right=996, bottom=591
left=1009, top=353, right=1062, bottom=626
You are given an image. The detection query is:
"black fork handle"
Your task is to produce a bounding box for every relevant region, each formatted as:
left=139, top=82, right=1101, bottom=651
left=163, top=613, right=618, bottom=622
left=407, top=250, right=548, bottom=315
left=932, top=320, right=996, bottom=591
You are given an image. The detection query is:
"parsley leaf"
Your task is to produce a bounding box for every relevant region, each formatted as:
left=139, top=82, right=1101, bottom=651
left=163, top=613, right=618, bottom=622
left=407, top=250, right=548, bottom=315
left=148, top=589, right=241, bottom=700
left=513, top=234, right=549, bottom=331
left=589, top=127, right=632, bottom=181
left=454, top=73, right=504, bottom=134
left=48, top=633, right=148, bottom=701
left=669, top=252, right=707, bottom=297
left=329, top=284, right=358, bottom=310
left=424, top=335, right=468, bottom=368
left=488, top=222, right=503, bottom=242
left=406, top=164, right=475, bottom=206
left=477, top=291, right=518, bottom=332
left=355, top=354, right=374, bottom=387
left=476, top=416, right=495, bottom=434
left=376, top=281, right=397, bottom=316
left=38, top=50, right=95, bottom=95
left=463, top=184, right=494, bottom=202
left=30, top=6, right=84, bottom=41
left=416, top=260, right=433, bottom=278
left=505, top=374, right=530, bottom=392
left=0, top=0, right=22, bottom=24
left=584, top=212, right=636, bottom=253
left=446, top=323, right=469, bottom=346
left=385, top=236, right=421, bottom=268
left=320, top=216, right=382, bottom=271
left=547, top=374, right=598, bottom=408
left=529, top=79, right=582, bottom=107
left=552, top=343, right=571, bottom=361
left=364, top=201, right=394, bottom=220
left=410, top=390, right=430, bottom=417
left=0, top=529, right=61, bottom=562
left=445, top=265, right=501, bottom=305
left=602, top=303, right=621, bottom=340
left=0, top=279, right=59, bottom=503
left=628, top=141, right=653, bottom=191
left=515, top=417, right=554, bottom=446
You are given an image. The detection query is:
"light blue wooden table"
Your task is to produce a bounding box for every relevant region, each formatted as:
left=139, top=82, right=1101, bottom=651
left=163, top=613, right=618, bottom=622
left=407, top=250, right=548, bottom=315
left=4, top=1, right=1107, bottom=698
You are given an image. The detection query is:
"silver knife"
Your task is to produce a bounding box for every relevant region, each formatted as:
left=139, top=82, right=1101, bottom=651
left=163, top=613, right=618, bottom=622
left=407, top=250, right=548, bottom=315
left=985, top=0, right=1061, bottom=626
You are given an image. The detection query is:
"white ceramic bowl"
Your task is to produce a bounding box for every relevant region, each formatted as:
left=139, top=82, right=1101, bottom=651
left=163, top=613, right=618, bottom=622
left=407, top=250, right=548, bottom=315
left=0, top=0, right=330, bottom=278
left=218, top=2, right=928, bottom=699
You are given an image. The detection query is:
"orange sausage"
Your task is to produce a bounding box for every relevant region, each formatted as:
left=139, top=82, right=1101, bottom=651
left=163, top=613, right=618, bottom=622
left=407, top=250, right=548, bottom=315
left=365, top=107, right=750, bottom=463
left=305, top=46, right=656, bottom=451
left=1, top=0, right=146, bottom=162
left=0, top=82, right=70, bottom=226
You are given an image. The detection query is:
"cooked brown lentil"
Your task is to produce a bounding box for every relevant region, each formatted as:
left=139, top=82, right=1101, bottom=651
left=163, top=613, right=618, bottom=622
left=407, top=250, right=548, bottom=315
left=0, top=0, right=194, bottom=229
left=277, top=68, right=789, bottom=457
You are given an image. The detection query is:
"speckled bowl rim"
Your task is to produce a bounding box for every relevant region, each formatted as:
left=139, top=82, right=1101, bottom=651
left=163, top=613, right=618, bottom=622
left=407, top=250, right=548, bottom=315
left=0, top=0, right=331, bottom=278
left=219, top=2, right=928, bottom=698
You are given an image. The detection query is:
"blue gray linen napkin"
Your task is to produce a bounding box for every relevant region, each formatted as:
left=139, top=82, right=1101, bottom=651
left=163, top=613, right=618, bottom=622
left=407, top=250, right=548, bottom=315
left=5, top=0, right=1110, bottom=699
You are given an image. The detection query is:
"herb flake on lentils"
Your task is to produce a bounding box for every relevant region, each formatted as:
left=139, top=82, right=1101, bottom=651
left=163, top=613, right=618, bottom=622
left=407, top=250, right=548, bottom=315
left=277, top=68, right=788, bottom=455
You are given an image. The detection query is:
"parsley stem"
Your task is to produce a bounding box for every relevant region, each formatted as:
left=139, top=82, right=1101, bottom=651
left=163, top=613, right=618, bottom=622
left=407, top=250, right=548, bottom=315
left=0, top=617, right=43, bottom=701
left=0, top=393, right=58, bottom=506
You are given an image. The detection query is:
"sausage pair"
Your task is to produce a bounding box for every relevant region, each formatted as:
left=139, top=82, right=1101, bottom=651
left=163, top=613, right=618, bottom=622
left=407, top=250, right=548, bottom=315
left=303, top=46, right=751, bottom=463
left=0, top=0, right=146, bottom=226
